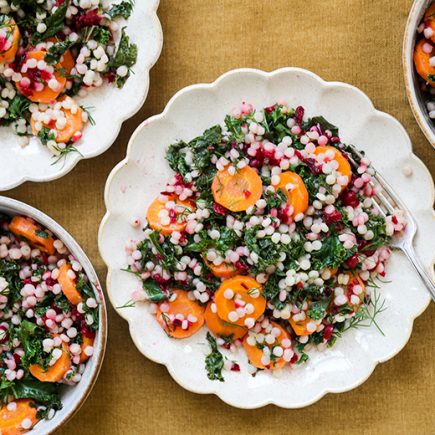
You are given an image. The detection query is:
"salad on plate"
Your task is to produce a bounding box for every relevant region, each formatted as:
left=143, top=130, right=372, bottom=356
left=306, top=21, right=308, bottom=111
left=123, top=102, right=406, bottom=381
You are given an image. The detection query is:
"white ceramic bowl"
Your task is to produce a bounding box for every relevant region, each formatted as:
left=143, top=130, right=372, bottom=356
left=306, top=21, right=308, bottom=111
left=0, top=196, right=107, bottom=433
left=403, top=0, right=435, bottom=146
left=0, top=0, right=163, bottom=191
left=99, top=68, right=435, bottom=409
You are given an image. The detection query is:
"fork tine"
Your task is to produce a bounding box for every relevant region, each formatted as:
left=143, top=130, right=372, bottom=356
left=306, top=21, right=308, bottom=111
left=346, top=151, right=390, bottom=216
left=347, top=144, right=407, bottom=210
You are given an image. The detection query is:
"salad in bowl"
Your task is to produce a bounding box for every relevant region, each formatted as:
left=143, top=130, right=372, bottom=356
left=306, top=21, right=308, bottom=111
left=0, top=204, right=104, bottom=433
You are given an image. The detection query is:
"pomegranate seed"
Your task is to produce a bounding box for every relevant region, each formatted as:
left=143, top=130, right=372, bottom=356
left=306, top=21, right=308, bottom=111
left=341, top=191, right=360, bottom=207
left=213, top=202, right=227, bottom=216
left=345, top=254, right=359, bottom=269
left=294, top=106, right=304, bottom=126
left=231, top=363, right=241, bottom=371
left=323, top=325, right=334, bottom=341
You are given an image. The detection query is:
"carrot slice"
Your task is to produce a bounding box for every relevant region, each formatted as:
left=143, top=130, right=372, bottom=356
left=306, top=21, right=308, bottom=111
left=204, top=258, right=237, bottom=278
left=57, top=264, right=83, bottom=306
left=275, top=171, right=309, bottom=216
left=29, top=341, right=71, bottom=382
left=314, top=145, right=352, bottom=188
left=214, top=276, right=266, bottom=327
left=156, top=290, right=205, bottom=338
left=16, top=50, right=67, bottom=103
left=289, top=315, right=321, bottom=336
left=212, top=166, right=263, bottom=212
left=0, top=399, right=39, bottom=435
left=9, top=216, right=55, bottom=255
left=79, top=335, right=95, bottom=363
left=243, top=320, right=292, bottom=369
left=0, top=18, right=20, bottom=64
left=204, top=302, right=247, bottom=340
left=424, top=3, right=435, bottom=44
left=30, top=96, right=83, bottom=143
left=147, top=196, right=196, bottom=235
left=414, top=38, right=435, bottom=86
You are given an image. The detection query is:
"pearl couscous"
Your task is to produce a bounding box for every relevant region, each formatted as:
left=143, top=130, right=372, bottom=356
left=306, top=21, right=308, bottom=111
left=0, top=214, right=100, bottom=432
left=124, top=102, right=405, bottom=381
left=0, top=0, right=137, bottom=159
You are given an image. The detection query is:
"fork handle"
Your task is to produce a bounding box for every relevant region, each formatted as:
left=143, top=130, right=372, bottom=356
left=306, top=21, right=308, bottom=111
left=401, top=243, right=435, bottom=302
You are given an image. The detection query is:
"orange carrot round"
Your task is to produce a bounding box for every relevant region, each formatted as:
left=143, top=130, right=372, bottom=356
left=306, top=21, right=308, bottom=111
left=29, top=341, right=71, bottom=382
left=289, top=314, right=321, bottom=336
left=79, top=335, right=95, bottom=363
left=147, top=196, right=196, bottom=235
left=414, top=38, right=435, bottom=86
left=204, top=258, right=237, bottom=278
left=214, top=276, right=266, bottom=327
left=8, top=216, right=55, bottom=255
left=212, top=166, right=263, bottom=212
left=204, top=302, right=247, bottom=340
left=57, top=263, right=83, bottom=306
left=156, top=289, right=205, bottom=338
left=30, top=96, right=83, bottom=144
left=275, top=171, right=309, bottom=216
left=16, top=50, right=66, bottom=103
left=243, top=320, right=292, bottom=369
left=314, top=145, right=352, bottom=187
left=0, top=399, right=39, bottom=435
left=0, top=18, right=20, bottom=64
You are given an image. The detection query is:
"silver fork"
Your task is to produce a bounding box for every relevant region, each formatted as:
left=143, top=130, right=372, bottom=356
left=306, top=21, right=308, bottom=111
left=346, top=144, right=435, bottom=301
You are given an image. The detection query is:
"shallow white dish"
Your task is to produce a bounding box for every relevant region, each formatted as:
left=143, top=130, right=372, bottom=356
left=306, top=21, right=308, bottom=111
left=98, top=68, right=435, bottom=409
left=0, top=196, right=107, bottom=433
left=0, top=0, right=163, bottom=191
left=403, top=0, right=435, bottom=146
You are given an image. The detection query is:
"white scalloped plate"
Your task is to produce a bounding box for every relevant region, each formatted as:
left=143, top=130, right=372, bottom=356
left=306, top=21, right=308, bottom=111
left=98, top=68, right=435, bottom=409
left=0, top=0, right=163, bottom=191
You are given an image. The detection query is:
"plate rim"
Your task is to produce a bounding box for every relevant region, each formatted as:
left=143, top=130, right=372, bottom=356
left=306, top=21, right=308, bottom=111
left=99, top=67, right=435, bottom=409
left=0, top=0, right=164, bottom=191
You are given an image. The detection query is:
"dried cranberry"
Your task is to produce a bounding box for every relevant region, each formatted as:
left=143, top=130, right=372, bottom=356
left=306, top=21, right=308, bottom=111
left=235, top=261, right=249, bottom=271
left=231, top=363, right=241, bottom=372
left=172, top=318, right=182, bottom=327
left=340, top=190, right=360, bottom=207
left=13, top=353, right=21, bottom=365
left=81, top=324, right=96, bottom=339
left=153, top=273, right=168, bottom=284
left=45, top=277, right=56, bottom=287
left=323, top=325, right=334, bottom=341
left=169, top=209, right=177, bottom=224
left=345, top=254, right=359, bottom=269
left=323, top=208, right=342, bottom=225
left=294, top=106, right=305, bottom=126
left=213, top=202, right=227, bottom=216
left=264, top=104, right=277, bottom=113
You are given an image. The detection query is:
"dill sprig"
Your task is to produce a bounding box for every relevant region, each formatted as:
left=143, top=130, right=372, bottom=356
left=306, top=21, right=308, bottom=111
left=51, top=145, right=83, bottom=166
left=339, top=290, right=387, bottom=336
left=116, top=299, right=136, bottom=309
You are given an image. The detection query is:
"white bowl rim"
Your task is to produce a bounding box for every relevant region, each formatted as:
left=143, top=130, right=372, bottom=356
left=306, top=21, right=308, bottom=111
left=0, top=195, right=107, bottom=433
left=403, top=0, right=435, bottom=147
left=99, top=67, right=435, bottom=409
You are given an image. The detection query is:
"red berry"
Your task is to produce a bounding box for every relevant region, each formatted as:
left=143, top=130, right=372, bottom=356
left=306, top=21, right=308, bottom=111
left=341, top=190, right=360, bottom=207
left=323, top=325, right=334, bottom=341
left=345, top=254, right=359, bottom=269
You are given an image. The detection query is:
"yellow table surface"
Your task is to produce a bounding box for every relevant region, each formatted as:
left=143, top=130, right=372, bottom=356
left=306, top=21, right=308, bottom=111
left=6, top=0, right=435, bottom=433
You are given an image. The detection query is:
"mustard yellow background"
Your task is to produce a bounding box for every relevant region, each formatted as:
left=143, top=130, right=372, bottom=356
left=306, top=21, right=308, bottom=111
left=7, top=0, right=435, bottom=433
